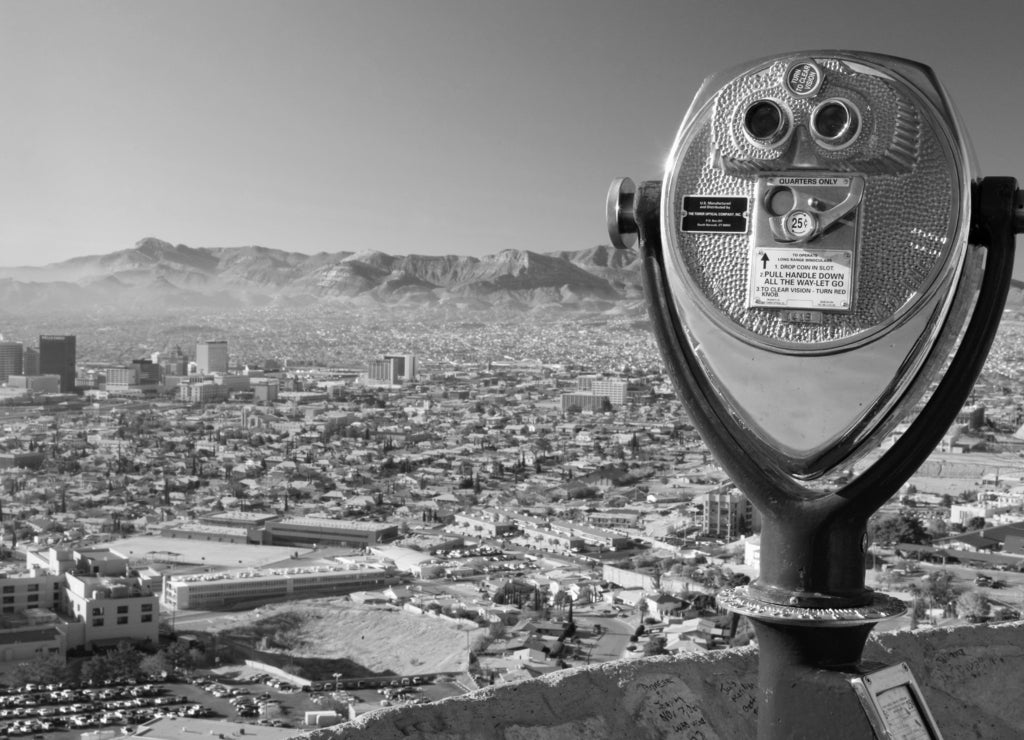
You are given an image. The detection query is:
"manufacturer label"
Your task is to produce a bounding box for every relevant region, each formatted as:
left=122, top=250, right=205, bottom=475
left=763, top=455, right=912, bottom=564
left=781, top=309, right=823, bottom=324
left=749, top=248, right=852, bottom=310
left=681, top=195, right=748, bottom=234
left=784, top=60, right=823, bottom=97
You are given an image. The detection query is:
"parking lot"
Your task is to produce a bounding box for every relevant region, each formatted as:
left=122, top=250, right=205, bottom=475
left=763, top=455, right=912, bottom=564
left=0, top=681, right=213, bottom=737
left=0, top=669, right=470, bottom=739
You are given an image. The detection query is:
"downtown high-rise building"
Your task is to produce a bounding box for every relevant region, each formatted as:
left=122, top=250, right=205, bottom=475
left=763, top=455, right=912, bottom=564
left=0, top=341, right=23, bottom=384
left=383, top=353, right=417, bottom=382
left=366, top=353, right=417, bottom=386
left=22, top=347, right=38, bottom=376
left=38, top=335, right=76, bottom=393
left=158, top=346, right=189, bottom=376
left=196, top=340, right=228, bottom=374
left=577, top=375, right=629, bottom=407
left=367, top=359, right=397, bottom=386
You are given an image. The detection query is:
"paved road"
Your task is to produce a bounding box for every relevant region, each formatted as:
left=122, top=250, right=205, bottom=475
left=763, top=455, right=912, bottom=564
left=573, top=611, right=634, bottom=664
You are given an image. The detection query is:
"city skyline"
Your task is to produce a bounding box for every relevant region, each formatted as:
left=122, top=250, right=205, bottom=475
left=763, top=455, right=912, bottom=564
left=5, top=2, right=1024, bottom=278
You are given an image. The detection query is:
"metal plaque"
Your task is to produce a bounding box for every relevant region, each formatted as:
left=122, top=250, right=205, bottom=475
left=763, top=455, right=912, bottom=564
left=850, top=662, right=942, bottom=740
left=681, top=195, right=749, bottom=234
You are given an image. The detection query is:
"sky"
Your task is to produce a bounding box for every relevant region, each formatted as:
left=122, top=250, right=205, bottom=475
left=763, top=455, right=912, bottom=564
left=3, top=0, right=1024, bottom=276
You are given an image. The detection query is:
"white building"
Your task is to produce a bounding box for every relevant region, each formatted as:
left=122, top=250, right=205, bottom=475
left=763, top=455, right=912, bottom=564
left=950, top=503, right=1011, bottom=526
left=196, top=340, right=229, bottom=374
left=0, top=547, right=160, bottom=657
left=62, top=573, right=159, bottom=648
left=163, top=563, right=393, bottom=610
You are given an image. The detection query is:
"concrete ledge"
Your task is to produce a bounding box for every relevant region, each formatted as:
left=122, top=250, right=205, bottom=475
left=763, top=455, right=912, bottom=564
left=304, top=622, right=1024, bottom=740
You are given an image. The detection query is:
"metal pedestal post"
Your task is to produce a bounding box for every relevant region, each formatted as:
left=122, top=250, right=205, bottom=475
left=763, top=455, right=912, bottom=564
left=720, top=586, right=906, bottom=740
left=750, top=620, right=878, bottom=739
left=611, top=174, right=1021, bottom=740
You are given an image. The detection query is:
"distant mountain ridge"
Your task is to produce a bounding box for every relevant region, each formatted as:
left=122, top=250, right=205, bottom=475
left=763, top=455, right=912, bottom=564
left=2, top=237, right=1022, bottom=316
left=0, top=238, right=645, bottom=314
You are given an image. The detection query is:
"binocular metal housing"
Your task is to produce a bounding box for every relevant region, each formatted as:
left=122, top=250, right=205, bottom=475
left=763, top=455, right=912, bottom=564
left=608, top=50, right=1022, bottom=613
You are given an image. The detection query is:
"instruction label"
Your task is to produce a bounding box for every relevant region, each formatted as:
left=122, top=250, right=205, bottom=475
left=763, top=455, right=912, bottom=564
left=681, top=195, right=748, bottom=234
left=749, top=248, right=852, bottom=310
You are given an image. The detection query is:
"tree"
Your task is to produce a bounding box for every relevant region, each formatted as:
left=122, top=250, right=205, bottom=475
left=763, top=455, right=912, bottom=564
left=966, top=516, right=986, bottom=531
left=11, top=653, right=68, bottom=685
left=81, top=653, right=116, bottom=685
left=956, top=591, right=990, bottom=623
left=637, top=597, right=649, bottom=623
left=910, top=569, right=959, bottom=612
left=868, top=513, right=931, bottom=547
left=643, top=636, right=668, bottom=656
left=108, top=641, right=143, bottom=681
left=82, top=642, right=144, bottom=684
left=139, top=652, right=171, bottom=679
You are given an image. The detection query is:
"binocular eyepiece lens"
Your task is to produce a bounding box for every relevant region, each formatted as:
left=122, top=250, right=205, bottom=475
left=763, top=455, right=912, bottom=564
left=811, top=99, right=859, bottom=146
left=744, top=100, right=785, bottom=141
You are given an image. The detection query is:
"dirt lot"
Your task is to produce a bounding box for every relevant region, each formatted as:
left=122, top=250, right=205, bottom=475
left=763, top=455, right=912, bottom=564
left=200, top=598, right=482, bottom=676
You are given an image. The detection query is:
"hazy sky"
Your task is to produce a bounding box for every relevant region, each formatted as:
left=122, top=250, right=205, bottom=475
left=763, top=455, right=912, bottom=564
left=3, top=0, right=1024, bottom=275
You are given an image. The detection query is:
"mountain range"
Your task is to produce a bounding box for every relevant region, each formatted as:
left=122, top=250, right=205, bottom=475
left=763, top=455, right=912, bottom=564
left=1, top=237, right=1022, bottom=316
left=0, top=238, right=645, bottom=314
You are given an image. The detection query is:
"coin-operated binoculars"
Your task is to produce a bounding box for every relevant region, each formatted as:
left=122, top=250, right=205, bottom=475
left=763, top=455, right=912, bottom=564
left=608, top=51, right=1023, bottom=739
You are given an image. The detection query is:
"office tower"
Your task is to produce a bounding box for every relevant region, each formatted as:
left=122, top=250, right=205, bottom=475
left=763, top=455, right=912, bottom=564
left=589, top=378, right=628, bottom=407
left=383, top=353, right=417, bottom=382
left=367, top=359, right=396, bottom=385
left=133, top=358, right=159, bottom=384
left=22, top=347, right=38, bottom=376
left=196, top=340, right=228, bottom=374
left=133, top=359, right=160, bottom=394
left=576, top=375, right=628, bottom=407
left=159, top=346, right=189, bottom=376
left=38, top=335, right=76, bottom=393
left=0, top=341, right=23, bottom=384
left=251, top=378, right=279, bottom=404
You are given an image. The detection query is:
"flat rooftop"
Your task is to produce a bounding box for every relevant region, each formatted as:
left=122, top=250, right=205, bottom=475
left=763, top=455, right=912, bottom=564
left=204, top=511, right=279, bottom=523
left=104, top=535, right=311, bottom=568
left=162, top=523, right=252, bottom=536
left=172, top=561, right=383, bottom=585
left=273, top=516, right=395, bottom=532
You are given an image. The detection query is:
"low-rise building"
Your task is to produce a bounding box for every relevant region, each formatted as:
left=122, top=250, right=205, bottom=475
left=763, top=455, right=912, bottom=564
left=160, top=522, right=256, bottom=545
left=62, top=572, right=159, bottom=648
left=2, top=547, right=159, bottom=654
left=265, top=517, right=398, bottom=548
left=162, top=562, right=394, bottom=610
left=452, top=512, right=518, bottom=539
